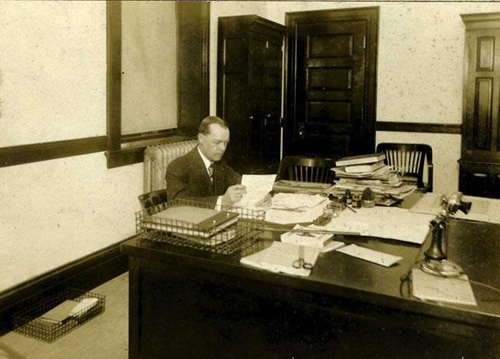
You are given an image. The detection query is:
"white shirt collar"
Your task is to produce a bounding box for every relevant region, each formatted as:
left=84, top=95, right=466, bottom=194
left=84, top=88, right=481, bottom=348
left=197, top=146, right=213, bottom=170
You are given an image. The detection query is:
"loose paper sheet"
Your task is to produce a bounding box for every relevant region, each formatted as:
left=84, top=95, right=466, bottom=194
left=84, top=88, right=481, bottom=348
left=412, top=268, right=477, bottom=306
left=236, top=174, right=276, bottom=208
left=264, top=203, right=326, bottom=224
left=271, top=193, right=327, bottom=209
left=336, top=244, right=402, bottom=267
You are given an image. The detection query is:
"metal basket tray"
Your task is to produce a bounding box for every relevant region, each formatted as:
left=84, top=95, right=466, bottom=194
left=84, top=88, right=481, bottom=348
left=136, top=199, right=265, bottom=254
left=12, top=288, right=105, bottom=342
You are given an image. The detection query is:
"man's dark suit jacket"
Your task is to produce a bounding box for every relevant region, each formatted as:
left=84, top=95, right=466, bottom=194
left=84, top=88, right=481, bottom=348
left=165, top=147, right=241, bottom=207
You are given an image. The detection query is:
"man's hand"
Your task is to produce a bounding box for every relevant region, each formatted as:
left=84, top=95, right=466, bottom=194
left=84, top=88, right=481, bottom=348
left=254, top=192, right=273, bottom=208
left=221, top=185, right=247, bottom=206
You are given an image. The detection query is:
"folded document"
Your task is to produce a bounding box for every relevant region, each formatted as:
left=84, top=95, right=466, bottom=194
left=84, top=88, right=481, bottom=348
left=240, top=241, right=320, bottom=277
left=281, top=225, right=345, bottom=253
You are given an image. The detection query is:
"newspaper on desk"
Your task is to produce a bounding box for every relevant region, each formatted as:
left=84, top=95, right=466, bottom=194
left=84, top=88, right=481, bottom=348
left=309, top=206, right=434, bottom=245
left=240, top=241, right=320, bottom=277
left=409, top=192, right=500, bottom=225
left=264, top=193, right=328, bottom=224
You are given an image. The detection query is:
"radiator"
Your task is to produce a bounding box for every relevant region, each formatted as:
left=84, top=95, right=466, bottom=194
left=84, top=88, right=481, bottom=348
left=143, top=139, right=198, bottom=193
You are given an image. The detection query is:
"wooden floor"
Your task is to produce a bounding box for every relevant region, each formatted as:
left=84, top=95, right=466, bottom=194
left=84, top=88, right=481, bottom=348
left=0, top=273, right=128, bottom=359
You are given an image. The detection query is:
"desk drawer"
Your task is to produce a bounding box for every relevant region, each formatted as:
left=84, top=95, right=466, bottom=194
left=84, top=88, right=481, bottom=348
left=459, top=162, right=500, bottom=199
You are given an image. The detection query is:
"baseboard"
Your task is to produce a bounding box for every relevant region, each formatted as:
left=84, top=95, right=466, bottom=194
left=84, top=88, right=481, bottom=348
left=0, top=239, right=130, bottom=335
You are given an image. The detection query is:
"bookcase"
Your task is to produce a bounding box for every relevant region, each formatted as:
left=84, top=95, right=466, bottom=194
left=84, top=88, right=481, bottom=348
left=459, top=13, right=500, bottom=199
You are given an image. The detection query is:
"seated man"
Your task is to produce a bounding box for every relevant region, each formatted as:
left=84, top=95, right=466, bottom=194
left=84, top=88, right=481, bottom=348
left=166, top=116, right=246, bottom=207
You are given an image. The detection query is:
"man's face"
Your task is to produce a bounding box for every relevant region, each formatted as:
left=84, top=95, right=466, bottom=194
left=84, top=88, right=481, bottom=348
left=198, top=124, right=230, bottom=162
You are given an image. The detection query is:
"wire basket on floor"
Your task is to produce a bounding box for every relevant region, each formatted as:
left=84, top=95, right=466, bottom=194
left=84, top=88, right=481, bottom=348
left=12, top=288, right=105, bottom=342
left=136, top=198, right=265, bottom=255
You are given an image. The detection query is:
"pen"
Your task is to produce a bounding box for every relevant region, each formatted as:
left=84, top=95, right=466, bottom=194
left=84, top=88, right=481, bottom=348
left=346, top=204, right=357, bottom=213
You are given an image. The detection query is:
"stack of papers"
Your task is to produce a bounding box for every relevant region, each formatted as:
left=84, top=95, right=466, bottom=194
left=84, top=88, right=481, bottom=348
left=40, top=298, right=99, bottom=324
left=412, top=268, right=477, bottom=306
left=331, top=153, right=417, bottom=200
left=280, top=224, right=345, bottom=252
left=240, top=241, right=320, bottom=277
left=332, top=181, right=416, bottom=199
left=264, top=193, right=328, bottom=224
left=309, top=206, right=434, bottom=245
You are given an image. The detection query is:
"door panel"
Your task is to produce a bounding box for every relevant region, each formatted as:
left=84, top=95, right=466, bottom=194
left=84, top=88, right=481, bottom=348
left=286, top=8, right=378, bottom=160
left=299, top=21, right=365, bottom=158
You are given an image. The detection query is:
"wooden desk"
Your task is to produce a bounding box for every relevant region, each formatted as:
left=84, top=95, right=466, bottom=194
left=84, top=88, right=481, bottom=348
left=122, top=218, right=500, bottom=359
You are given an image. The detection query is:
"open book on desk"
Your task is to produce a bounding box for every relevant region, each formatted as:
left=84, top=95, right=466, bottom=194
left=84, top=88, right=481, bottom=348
left=240, top=241, right=320, bottom=277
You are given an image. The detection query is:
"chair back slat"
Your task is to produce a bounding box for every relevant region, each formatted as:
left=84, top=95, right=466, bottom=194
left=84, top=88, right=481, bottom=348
left=376, top=143, right=433, bottom=192
left=277, top=156, right=336, bottom=184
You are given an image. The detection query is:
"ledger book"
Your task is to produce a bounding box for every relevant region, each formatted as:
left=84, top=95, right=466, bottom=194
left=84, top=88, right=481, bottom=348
left=335, top=153, right=386, bottom=167
left=145, top=206, right=239, bottom=238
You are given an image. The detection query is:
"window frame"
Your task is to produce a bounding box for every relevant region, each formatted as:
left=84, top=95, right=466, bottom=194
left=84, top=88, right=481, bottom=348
left=105, top=2, right=210, bottom=168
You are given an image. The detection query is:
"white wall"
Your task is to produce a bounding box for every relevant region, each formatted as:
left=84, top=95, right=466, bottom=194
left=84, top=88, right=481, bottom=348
left=0, top=1, right=106, bottom=147
left=210, top=1, right=500, bottom=195
left=0, top=2, right=143, bottom=291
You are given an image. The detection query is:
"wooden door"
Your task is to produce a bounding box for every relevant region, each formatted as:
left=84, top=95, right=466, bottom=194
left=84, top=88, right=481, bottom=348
left=249, top=32, right=283, bottom=172
left=286, top=8, right=379, bottom=159
left=217, top=16, right=285, bottom=174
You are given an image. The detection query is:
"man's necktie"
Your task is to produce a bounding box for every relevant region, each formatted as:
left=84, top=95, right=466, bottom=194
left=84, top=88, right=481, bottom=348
left=208, top=162, right=214, bottom=183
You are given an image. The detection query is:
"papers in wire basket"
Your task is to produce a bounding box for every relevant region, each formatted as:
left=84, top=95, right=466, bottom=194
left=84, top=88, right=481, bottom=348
left=40, top=298, right=99, bottom=324
left=240, top=241, right=320, bottom=277
left=144, top=206, right=239, bottom=238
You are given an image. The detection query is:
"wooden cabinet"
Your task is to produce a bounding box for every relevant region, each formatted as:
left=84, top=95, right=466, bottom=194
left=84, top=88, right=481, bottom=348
left=460, top=13, right=500, bottom=198
left=217, top=15, right=285, bottom=174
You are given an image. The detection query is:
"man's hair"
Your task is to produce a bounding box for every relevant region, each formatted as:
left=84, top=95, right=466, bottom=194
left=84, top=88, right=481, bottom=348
left=198, top=116, right=228, bottom=135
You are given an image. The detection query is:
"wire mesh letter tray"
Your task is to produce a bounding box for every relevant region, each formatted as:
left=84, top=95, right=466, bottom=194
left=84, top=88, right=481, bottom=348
left=136, top=199, right=265, bottom=254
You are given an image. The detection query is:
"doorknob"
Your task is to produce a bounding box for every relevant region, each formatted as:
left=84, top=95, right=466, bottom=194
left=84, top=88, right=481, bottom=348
left=298, top=123, right=306, bottom=140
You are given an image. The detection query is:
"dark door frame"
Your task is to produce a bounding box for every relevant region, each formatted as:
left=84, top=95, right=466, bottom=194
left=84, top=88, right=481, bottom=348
left=284, top=7, right=379, bottom=157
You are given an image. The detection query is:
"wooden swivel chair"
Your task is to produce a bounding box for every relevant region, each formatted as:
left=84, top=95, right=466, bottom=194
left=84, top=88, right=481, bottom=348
left=138, top=189, right=168, bottom=215
left=376, top=143, right=433, bottom=192
left=276, top=156, right=336, bottom=183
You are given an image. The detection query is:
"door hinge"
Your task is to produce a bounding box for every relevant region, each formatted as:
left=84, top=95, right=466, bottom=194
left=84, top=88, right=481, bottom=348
left=363, top=36, right=366, bottom=49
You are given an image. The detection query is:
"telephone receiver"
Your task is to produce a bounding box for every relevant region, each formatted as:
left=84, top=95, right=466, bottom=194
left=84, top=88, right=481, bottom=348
left=441, top=192, right=472, bottom=215
left=422, top=192, right=472, bottom=277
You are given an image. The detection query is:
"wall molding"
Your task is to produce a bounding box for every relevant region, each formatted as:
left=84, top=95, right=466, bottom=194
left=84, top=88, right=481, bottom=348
left=0, top=239, right=129, bottom=335
left=0, top=136, right=108, bottom=168
left=376, top=122, right=462, bottom=134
